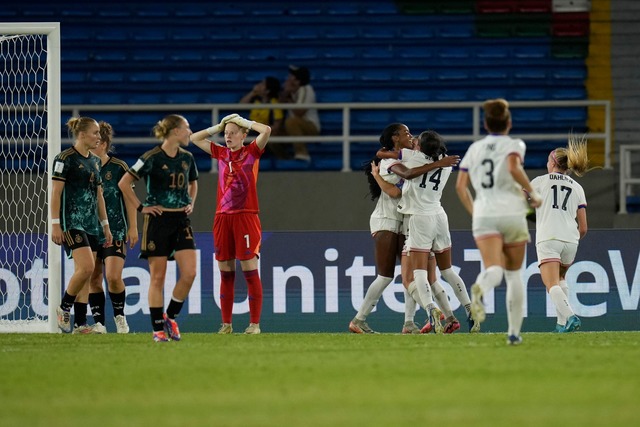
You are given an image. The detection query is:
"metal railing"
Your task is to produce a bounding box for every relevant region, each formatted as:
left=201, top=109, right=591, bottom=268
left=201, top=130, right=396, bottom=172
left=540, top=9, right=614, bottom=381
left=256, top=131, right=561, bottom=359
left=618, top=145, right=640, bottom=214
left=62, top=99, right=612, bottom=172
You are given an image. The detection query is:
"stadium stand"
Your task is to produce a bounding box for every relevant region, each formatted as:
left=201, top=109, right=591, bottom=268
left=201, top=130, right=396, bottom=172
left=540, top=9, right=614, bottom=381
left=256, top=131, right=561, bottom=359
left=1, top=0, right=592, bottom=170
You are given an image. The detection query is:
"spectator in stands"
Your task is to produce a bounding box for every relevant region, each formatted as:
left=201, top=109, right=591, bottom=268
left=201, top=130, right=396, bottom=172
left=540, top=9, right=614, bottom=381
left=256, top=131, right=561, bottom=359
left=51, top=117, right=113, bottom=333
left=118, top=114, right=199, bottom=342
left=530, top=135, right=594, bottom=333
left=240, top=76, right=287, bottom=158
left=455, top=98, right=542, bottom=345
left=280, top=65, right=321, bottom=162
left=190, top=113, right=272, bottom=335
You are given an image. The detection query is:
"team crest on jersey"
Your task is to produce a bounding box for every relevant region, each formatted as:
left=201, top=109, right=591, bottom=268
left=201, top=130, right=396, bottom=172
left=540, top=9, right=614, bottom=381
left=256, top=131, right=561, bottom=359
left=105, top=171, right=113, bottom=181
left=182, top=161, right=189, bottom=171
left=148, top=241, right=156, bottom=251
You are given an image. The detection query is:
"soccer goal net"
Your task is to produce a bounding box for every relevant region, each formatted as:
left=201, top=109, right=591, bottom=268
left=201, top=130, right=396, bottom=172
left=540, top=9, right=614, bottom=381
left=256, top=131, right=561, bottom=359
left=0, top=23, right=61, bottom=332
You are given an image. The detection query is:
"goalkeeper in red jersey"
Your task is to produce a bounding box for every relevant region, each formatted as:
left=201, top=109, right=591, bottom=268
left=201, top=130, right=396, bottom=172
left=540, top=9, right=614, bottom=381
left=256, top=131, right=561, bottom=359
left=191, top=114, right=272, bottom=334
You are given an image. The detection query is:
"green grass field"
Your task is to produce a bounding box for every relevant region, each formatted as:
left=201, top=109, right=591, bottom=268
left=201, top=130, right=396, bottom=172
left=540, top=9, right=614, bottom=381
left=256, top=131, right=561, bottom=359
left=1, top=332, right=638, bottom=427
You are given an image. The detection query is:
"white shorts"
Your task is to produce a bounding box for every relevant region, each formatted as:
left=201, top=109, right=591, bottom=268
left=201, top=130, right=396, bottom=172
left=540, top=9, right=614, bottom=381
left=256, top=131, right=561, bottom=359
left=472, top=214, right=530, bottom=245
left=370, top=217, right=402, bottom=235
left=405, top=212, right=451, bottom=253
left=536, top=240, right=578, bottom=267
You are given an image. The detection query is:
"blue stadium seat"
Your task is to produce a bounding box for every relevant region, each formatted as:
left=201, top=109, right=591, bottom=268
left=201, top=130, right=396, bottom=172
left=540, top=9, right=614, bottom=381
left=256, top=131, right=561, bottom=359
left=132, top=29, right=168, bottom=41
left=95, top=29, right=129, bottom=42
left=356, top=90, right=394, bottom=102
left=550, top=88, right=586, bottom=100
left=206, top=70, right=242, bottom=83
left=435, top=89, right=469, bottom=101
left=397, top=47, right=435, bottom=59
left=126, top=93, right=163, bottom=104
left=361, top=28, right=396, bottom=39
left=436, top=69, right=470, bottom=81
left=89, top=93, right=123, bottom=104
left=171, top=29, right=206, bottom=42
left=399, top=27, right=434, bottom=39
left=286, top=28, right=320, bottom=40
left=129, top=72, right=163, bottom=83
left=131, top=50, right=166, bottom=62
left=552, top=68, right=587, bottom=81
left=248, top=28, right=280, bottom=41
left=317, top=90, right=355, bottom=103
left=359, top=70, right=393, bottom=82
left=321, top=70, right=355, bottom=82
left=475, top=47, right=511, bottom=60
left=93, top=52, right=127, bottom=62
left=511, top=88, right=547, bottom=100
left=361, top=48, right=394, bottom=60
left=324, top=27, right=358, bottom=40
left=323, top=47, right=358, bottom=59
left=168, top=72, right=201, bottom=83
left=397, top=70, right=431, bottom=82
left=437, top=47, right=473, bottom=60
left=396, top=89, right=432, bottom=102
left=89, top=72, right=125, bottom=83
left=169, top=51, right=205, bottom=62
left=514, top=69, right=548, bottom=81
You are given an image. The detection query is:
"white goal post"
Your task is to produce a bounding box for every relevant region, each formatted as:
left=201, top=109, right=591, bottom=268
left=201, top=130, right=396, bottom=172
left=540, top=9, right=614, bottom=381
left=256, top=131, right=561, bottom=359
left=0, top=23, right=61, bottom=332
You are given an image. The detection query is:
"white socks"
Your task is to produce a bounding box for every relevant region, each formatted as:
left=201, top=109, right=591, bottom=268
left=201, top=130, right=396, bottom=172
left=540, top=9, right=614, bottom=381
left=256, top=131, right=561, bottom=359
left=409, top=270, right=435, bottom=312
left=355, top=275, right=393, bottom=321
left=550, top=284, right=574, bottom=326
left=404, top=288, right=418, bottom=323
left=430, top=280, right=453, bottom=318
left=440, top=267, right=471, bottom=316
left=504, top=269, right=524, bottom=337
left=476, top=265, right=504, bottom=294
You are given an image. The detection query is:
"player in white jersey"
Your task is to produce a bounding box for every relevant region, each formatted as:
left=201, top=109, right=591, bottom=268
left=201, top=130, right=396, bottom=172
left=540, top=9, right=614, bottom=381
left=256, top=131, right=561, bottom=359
left=389, top=130, right=477, bottom=333
left=530, top=135, right=593, bottom=333
left=456, top=98, right=542, bottom=345
left=349, top=124, right=458, bottom=334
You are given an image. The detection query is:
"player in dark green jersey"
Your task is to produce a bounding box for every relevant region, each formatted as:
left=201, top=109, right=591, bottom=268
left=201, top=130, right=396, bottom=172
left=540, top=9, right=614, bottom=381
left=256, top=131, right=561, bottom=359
left=51, top=117, right=113, bottom=333
left=119, top=114, right=198, bottom=342
left=81, top=121, right=137, bottom=333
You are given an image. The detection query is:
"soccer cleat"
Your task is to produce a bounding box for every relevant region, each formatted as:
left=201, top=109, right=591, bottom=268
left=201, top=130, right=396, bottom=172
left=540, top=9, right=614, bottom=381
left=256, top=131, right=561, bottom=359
left=401, top=321, right=420, bottom=334
left=468, top=313, right=481, bottom=333
left=562, top=315, right=581, bottom=333
left=444, top=316, right=461, bottom=334
left=470, top=283, right=486, bottom=324
left=429, top=308, right=444, bottom=334
left=349, top=318, right=376, bottom=334
left=507, top=335, right=523, bottom=346
left=92, top=322, right=107, bottom=334
left=163, top=313, right=181, bottom=341
left=552, top=323, right=564, bottom=333
left=56, top=306, right=71, bottom=333
left=72, top=324, right=95, bottom=334
left=218, top=323, right=233, bottom=334
left=420, top=311, right=445, bottom=334
left=153, top=331, right=169, bottom=342
left=114, top=315, right=129, bottom=334
left=244, top=323, right=261, bottom=334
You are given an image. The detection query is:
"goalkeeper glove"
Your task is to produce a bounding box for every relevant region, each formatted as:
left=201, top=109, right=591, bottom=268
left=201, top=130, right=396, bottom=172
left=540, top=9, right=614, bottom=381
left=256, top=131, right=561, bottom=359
left=228, top=115, right=255, bottom=130
left=206, top=113, right=240, bottom=136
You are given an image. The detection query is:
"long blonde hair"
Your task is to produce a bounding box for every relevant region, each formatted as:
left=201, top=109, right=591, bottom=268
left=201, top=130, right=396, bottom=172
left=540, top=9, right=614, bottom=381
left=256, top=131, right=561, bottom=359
left=551, top=133, right=597, bottom=177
